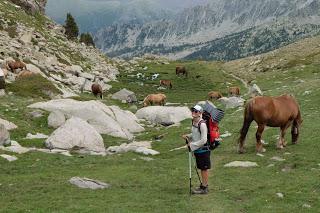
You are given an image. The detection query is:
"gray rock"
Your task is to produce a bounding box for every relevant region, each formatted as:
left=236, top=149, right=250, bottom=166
left=0, top=141, right=29, bottom=154
left=48, top=110, right=65, bottom=128
left=248, top=84, right=263, bottom=97
left=0, top=154, right=17, bottom=162
left=0, top=123, right=10, bottom=146
left=270, top=156, right=285, bottom=161
left=69, top=177, right=110, bottom=190
left=136, top=106, right=191, bottom=125
left=45, top=117, right=105, bottom=153
left=0, top=118, right=17, bottom=130
left=219, top=97, right=245, bottom=109
left=112, top=88, right=136, bottom=102
left=28, top=110, right=44, bottom=118
left=224, top=161, right=258, bottom=168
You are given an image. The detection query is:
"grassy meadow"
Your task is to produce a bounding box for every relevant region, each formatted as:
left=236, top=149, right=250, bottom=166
left=0, top=59, right=319, bottom=213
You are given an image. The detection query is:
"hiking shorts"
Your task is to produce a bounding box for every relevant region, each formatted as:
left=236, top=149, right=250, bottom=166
left=194, top=151, right=211, bottom=170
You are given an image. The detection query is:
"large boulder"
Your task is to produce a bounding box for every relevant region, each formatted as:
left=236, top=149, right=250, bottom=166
left=112, top=88, right=137, bottom=103
left=28, top=99, right=144, bottom=139
left=219, top=97, right=245, bottom=109
left=136, top=106, right=191, bottom=125
left=45, top=117, right=105, bottom=152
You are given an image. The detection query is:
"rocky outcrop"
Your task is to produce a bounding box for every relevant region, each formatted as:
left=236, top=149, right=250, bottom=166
left=10, top=0, right=47, bottom=15
left=28, top=99, right=145, bottom=139
left=0, top=1, right=123, bottom=98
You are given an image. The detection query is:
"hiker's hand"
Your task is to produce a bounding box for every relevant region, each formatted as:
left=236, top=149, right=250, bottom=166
left=182, top=134, right=189, bottom=140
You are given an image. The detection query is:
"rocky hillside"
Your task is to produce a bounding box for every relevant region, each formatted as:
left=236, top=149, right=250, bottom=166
left=95, top=0, right=320, bottom=60
left=10, top=0, right=47, bottom=15
left=0, top=0, right=122, bottom=98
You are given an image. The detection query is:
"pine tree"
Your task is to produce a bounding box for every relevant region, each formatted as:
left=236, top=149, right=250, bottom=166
left=64, top=13, right=79, bottom=40
left=80, top=32, right=95, bottom=47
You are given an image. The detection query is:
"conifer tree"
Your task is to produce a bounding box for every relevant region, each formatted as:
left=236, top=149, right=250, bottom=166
left=64, top=13, right=79, bottom=40
left=80, top=32, right=95, bottom=47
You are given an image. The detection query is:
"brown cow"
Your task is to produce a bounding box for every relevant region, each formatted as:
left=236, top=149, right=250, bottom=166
left=175, top=66, right=187, bottom=77
left=7, top=60, right=26, bottom=73
left=143, top=93, right=166, bottom=107
left=159, top=80, right=172, bottom=89
left=16, top=70, right=35, bottom=79
left=208, top=91, right=222, bottom=100
left=229, top=86, right=240, bottom=96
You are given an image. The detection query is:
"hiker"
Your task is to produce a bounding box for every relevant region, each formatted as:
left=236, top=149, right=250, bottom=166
left=182, top=104, right=211, bottom=194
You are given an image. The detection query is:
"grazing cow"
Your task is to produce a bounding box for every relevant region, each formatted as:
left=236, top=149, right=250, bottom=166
left=159, top=80, right=173, bottom=89
left=238, top=94, right=302, bottom=153
left=143, top=93, right=166, bottom=107
left=175, top=66, right=187, bottom=77
left=16, top=70, right=35, bottom=79
left=7, top=60, right=26, bottom=73
left=208, top=91, right=222, bottom=100
left=91, top=76, right=103, bottom=99
left=229, top=86, right=240, bottom=96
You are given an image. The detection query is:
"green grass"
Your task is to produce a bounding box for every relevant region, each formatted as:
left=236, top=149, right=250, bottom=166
left=6, top=74, right=61, bottom=99
left=0, top=58, right=319, bottom=212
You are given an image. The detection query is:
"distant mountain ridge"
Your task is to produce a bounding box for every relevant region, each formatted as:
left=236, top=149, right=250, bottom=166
left=94, top=0, right=320, bottom=60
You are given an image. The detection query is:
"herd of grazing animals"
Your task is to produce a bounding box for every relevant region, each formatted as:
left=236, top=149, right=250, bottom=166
left=142, top=65, right=242, bottom=107
left=2, top=60, right=240, bottom=103
left=3, top=60, right=302, bottom=153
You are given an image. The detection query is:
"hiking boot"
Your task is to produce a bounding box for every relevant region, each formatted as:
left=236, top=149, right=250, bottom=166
left=192, top=185, right=209, bottom=195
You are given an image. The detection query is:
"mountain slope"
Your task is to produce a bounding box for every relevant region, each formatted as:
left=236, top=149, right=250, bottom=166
left=95, top=0, right=320, bottom=60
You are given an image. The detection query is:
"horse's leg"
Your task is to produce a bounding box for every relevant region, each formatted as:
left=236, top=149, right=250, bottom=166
left=278, top=122, right=292, bottom=148
left=256, top=124, right=266, bottom=153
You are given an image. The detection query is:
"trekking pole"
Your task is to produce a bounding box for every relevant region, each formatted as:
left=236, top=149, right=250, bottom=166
left=191, top=155, right=202, bottom=185
left=186, top=139, right=192, bottom=195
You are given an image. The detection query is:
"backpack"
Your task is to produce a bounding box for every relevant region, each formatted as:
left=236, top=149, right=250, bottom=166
left=198, top=106, right=224, bottom=150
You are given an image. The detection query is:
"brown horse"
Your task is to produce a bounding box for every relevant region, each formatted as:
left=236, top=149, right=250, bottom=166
left=229, top=86, right=240, bottom=96
left=7, top=60, right=26, bottom=73
left=175, top=66, right=187, bottom=77
left=159, top=80, right=172, bottom=89
left=208, top=91, right=222, bottom=100
left=91, top=76, right=103, bottom=99
left=238, top=94, right=302, bottom=153
left=143, top=93, right=166, bottom=107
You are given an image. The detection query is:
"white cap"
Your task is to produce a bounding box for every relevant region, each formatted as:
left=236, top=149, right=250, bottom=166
left=191, top=104, right=203, bottom=112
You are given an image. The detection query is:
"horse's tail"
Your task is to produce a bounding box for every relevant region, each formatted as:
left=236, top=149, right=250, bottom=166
left=291, top=107, right=302, bottom=143
left=238, top=99, right=254, bottom=151
left=170, top=82, right=172, bottom=89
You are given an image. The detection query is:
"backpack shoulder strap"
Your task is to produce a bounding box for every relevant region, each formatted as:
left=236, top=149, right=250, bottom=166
left=197, top=119, right=206, bottom=134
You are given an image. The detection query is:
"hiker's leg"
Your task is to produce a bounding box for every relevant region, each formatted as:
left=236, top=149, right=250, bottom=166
left=201, top=169, right=209, bottom=186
